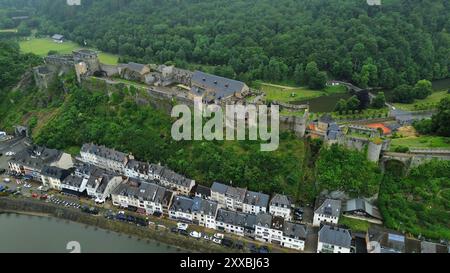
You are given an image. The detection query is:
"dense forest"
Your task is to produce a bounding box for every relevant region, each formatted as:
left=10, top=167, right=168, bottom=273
left=379, top=160, right=450, bottom=240
left=1, top=0, right=449, bottom=88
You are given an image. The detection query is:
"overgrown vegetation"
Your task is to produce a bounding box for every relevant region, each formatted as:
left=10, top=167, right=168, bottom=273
left=315, top=144, right=382, bottom=197
left=379, top=160, right=450, bottom=239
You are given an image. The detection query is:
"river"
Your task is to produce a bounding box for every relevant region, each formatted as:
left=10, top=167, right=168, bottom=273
left=0, top=213, right=178, bottom=253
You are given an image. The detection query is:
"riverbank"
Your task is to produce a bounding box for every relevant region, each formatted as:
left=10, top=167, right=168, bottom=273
left=0, top=197, right=231, bottom=253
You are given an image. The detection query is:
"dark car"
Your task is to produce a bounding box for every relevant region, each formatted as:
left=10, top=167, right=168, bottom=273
left=153, top=211, right=162, bottom=218
left=0, top=168, right=6, bottom=174
left=235, top=241, right=244, bottom=250
left=221, top=238, right=234, bottom=248
left=171, top=227, right=179, bottom=233
left=179, top=230, right=189, bottom=236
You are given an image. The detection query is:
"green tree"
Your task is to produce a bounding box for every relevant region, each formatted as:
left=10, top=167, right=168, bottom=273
left=413, top=79, right=432, bottom=100
left=372, top=92, right=386, bottom=109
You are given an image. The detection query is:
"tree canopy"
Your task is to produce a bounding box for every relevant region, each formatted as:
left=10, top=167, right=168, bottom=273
left=1, top=0, right=449, bottom=88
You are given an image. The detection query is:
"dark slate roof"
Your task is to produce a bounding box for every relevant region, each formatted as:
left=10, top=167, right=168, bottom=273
left=62, top=175, right=84, bottom=188
left=283, top=222, right=307, bottom=240
left=319, top=225, right=352, bottom=248
left=191, top=71, right=246, bottom=100
left=216, top=209, right=256, bottom=229
left=344, top=199, right=382, bottom=220
left=74, top=163, right=96, bottom=177
left=126, top=160, right=149, bottom=174
left=319, top=114, right=333, bottom=124
left=255, top=213, right=272, bottom=228
left=191, top=197, right=218, bottom=216
left=41, top=166, right=70, bottom=180
left=149, top=164, right=164, bottom=176
left=160, top=167, right=193, bottom=188
left=270, top=194, right=291, bottom=208
left=193, top=184, right=211, bottom=197
left=315, top=198, right=341, bottom=218
left=9, top=146, right=61, bottom=170
left=211, top=182, right=228, bottom=194
left=170, top=195, right=195, bottom=214
left=113, top=179, right=173, bottom=205
left=81, top=143, right=129, bottom=163
left=226, top=186, right=247, bottom=202
left=244, top=191, right=270, bottom=208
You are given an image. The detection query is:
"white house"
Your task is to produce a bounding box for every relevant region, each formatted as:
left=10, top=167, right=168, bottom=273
left=211, top=182, right=247, bottom=211
left=40, top=166, right=70, bottom=190
left=191, top=196, right=218, bottom=229
left=313, top=198, right=342, bottom=227
left=169, top=195, right=195, bottom=222
left=317, top=225, right=352, bottom=253
left=215, top=209, right=256, bottom=237
left=111, top=179, right=174, bottom=215
left=80, top=143, right=134, bottom=173
left=254, top=213, right=307, bottom=251
left=269, top=194, right=292, bottom=221
left=60, top=174, right=88, bottom=195
left=85, top=168, right=123, bottom=202
left=243, top=191, right=270, bottom=215
left=255, top=213, right=283, bottom=244
left=281, top=221, right=307, bottom=251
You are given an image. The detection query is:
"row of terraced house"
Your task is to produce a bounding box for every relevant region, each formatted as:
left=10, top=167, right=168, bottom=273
left=8, top=143, right=306, bottom=251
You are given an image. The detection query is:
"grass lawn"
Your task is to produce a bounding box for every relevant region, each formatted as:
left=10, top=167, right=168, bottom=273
left=19, top=38, right=119, bottom=65
left=393, top=91, right=450, bottom=111
left=339, top=216, right=372, bottom=232
left=391, top=135, right=450, bottom=149
left=256, top=81, right=346, bottom=103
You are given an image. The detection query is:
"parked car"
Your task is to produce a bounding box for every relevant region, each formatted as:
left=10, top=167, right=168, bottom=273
left=170, top=227, right=179, bottom=233
left=214, top=233, right=224, bottom=239
left=0, top=168, right=6, bottom=174
left=203, top=235, right=212, bottom=241
left=179, top=230, right=189, bottom=237
left=177, top=223, right=189, bottom=231
left=3, top=178, right=11, bottom=183
left=189, top=231, right=202, bottom=239
left=221, top=238, right=234, bottom=248
left=212, top=238, right=222, bottom=245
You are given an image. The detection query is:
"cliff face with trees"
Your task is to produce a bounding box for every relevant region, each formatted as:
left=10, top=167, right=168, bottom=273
left=1, top=0, right=449, bottom=88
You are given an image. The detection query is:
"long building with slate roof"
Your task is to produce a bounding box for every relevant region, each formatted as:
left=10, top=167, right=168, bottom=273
left=190, top=71, right=249, bottom=103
